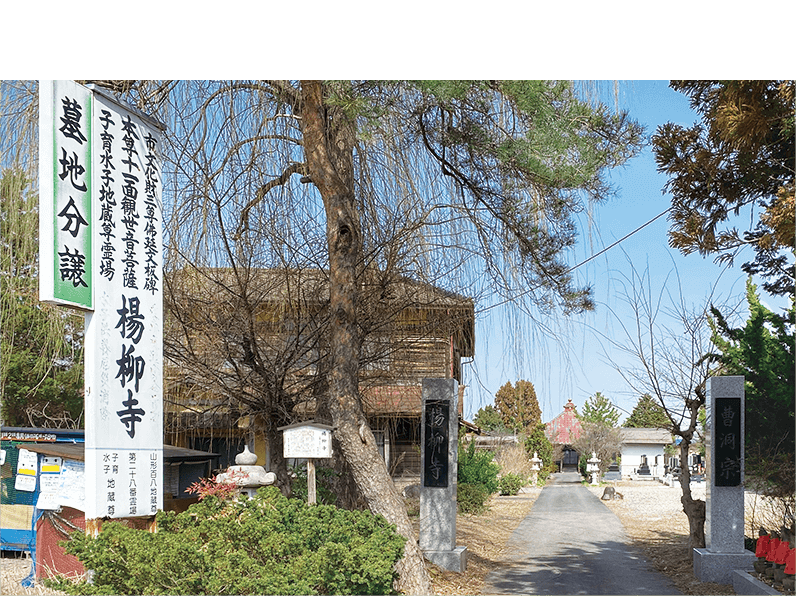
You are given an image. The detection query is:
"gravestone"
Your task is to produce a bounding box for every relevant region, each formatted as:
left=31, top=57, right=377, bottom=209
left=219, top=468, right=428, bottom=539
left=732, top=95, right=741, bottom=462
left=604, top=460, right=621, bottom=482
left=419, top=378, right=467, bottom=572
left=693, top=376, right=755, bottom=584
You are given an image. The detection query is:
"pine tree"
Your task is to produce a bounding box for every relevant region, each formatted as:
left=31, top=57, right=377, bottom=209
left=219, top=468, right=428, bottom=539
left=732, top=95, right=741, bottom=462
left=707, top=278, right=795, bottom=495
left=579, top=392, right=620, bottom=427
left=623, top=393, right=670, bottom=428
left=653, top=80, right=794, bottom=296
left=473, top=404, right=507, bottom=434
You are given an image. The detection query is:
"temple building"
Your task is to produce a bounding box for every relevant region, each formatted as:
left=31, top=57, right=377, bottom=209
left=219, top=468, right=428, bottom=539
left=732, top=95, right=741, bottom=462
left=544, top=398, right=582, bottom=469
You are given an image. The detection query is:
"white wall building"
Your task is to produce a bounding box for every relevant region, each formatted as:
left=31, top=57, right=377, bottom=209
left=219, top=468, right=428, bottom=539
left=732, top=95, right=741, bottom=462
left=619, top=428, right=672, bottom=479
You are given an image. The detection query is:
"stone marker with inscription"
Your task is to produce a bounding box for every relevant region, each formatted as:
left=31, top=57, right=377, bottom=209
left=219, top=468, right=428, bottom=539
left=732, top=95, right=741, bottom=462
left=693, top=376, right=755, bottom=584
left=419, top=378, right=467, bottom=572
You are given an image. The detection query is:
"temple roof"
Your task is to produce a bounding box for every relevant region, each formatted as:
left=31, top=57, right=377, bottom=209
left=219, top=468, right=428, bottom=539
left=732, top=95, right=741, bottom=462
left=545, top=398, right=582, bottom=445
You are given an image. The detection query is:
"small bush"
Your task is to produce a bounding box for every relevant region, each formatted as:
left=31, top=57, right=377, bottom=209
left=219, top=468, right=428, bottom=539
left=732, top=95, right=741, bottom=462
left=457, top=439, right=500, bottom=495
left=498, top=473, right=525, bottom=495
left=457, top=483, right=490, bottom=515
left=46, top=486, right=405, bottom=595
left=290, top=463, right=338, bottom=505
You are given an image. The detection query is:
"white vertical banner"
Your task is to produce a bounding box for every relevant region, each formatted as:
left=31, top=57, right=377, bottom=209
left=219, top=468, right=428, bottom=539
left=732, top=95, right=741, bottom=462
left=40, top=81, right=166, bottom=519
left=82, top=87, right=164, bottom=519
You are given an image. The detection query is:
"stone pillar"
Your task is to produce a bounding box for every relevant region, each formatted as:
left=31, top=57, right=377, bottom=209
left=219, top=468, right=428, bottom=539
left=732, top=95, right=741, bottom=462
left=694, top=376, right=755, bottom=584
left=419, top=378, right=467, bottom=572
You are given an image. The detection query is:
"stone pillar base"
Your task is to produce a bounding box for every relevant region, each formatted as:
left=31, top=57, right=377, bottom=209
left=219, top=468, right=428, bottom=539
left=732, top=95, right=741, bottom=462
left=731, top=570, right=781, bottom=595
left=693, top=548, right=755, bottom=584
left=424, top=546, right=467, bottom=573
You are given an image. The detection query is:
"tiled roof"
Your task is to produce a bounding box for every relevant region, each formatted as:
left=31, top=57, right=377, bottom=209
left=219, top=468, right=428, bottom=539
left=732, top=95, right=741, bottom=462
left=361, top=384, right=465, bottom=415
left=619, top=428, right=672, bottom=444
left=545, top=399, right=582, bottom=444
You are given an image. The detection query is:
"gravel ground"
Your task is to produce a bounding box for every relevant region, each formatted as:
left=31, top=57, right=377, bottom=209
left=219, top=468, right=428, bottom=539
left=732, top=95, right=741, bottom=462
left=587, top=478, right=793, bottom=596
left=585, top=479, right=706, bottom=524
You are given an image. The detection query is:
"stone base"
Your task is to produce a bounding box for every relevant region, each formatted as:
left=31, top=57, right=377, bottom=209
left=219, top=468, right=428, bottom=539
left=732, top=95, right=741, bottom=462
left=693, top=548, right=755, bottom=584
left=731, top=570, right=780, bottom=595
left=424, top=546, right=467, bottom=573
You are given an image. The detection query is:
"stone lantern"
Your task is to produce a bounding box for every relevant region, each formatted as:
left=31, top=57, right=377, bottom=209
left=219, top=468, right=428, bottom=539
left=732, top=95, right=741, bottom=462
left=529, top=451, right=543, bottom=486
left=587, top=451, right=601, bottom=485
left=216, top=445, right=277, bottom=499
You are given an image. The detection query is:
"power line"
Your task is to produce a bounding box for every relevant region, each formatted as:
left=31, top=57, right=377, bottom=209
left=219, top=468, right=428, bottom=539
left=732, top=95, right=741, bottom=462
left=569, top=207, right=671, bottom=273
left=477, top=206, right=672, bottom=314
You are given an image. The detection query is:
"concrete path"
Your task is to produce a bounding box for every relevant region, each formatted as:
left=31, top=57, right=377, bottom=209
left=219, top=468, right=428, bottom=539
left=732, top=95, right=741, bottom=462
left=483, top=471, right=681, bottom=595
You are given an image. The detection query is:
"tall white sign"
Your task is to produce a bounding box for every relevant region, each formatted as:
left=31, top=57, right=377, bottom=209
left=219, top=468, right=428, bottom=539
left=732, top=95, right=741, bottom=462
left=39, top=81, right=165, bottom=519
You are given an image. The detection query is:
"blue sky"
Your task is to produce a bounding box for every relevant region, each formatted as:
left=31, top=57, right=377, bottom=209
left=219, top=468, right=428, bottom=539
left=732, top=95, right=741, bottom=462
left=461, top=80, right=790, bottom=425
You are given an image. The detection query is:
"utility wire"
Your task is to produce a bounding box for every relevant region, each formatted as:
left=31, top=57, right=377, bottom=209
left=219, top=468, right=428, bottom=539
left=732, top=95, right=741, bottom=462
left=477, top=207, right=672, bottom=314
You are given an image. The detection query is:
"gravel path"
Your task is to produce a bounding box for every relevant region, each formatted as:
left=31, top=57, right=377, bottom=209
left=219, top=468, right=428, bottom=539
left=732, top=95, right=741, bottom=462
left=586, top=478, right=786, bottom=538
left=586, top=481, right=706, bottom=523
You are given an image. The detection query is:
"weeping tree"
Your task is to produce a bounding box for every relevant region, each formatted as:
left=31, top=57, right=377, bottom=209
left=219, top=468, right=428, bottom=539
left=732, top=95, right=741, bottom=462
left=4, top=80, right=644, bottom=593
left=1, top=169, right=84, bottom=428
left=164, top=263, right=334, bottom=496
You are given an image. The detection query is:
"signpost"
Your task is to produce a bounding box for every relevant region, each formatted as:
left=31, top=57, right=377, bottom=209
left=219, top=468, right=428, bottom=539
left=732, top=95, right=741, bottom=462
left=419, top=378, right=467, bottom=572
left=279, top=422, right=333, bottom=505
left=39, top=81, right=166, bottom=526
left=39, top=80, right=93, bottom=310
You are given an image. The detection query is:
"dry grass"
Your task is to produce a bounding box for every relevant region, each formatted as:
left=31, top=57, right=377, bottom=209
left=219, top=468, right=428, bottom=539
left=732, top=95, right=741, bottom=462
left=417, top=488, right=542, bottom=595
left=494, top=443, right=535, bottom=478
left=1, top=554, right=66, bottom=596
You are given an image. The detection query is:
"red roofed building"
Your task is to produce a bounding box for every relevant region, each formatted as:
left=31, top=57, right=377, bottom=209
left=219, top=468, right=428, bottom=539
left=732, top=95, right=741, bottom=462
left=545, top=399, right=583, bottom=469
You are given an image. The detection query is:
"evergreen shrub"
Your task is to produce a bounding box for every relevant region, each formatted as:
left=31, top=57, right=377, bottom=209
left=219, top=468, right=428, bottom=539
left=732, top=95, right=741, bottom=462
left=457, top=439, right=500, bottom=494
left=46, top=486, right=405, bottom=595
left=457, top=483, right=490, bottom=515
left=498, top=473, right=525, bottom=496
left=456, top=439, right=500, bottom=514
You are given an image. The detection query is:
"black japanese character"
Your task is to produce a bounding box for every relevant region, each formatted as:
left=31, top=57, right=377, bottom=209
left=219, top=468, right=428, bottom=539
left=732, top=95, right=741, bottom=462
left=58, top=148, right=87, bottom=192
left=59, top=96, right=87, bottom=144
left=115, top=295, right=145, bottom=344
left=57, top=246, right=88, bottom=287
left=99, top=109, right=115, bottom=131
left=115, top=344, right=145, bottom=392
left=117, top=390, right=146, bottom=439
left=57, top=197, right=89, bottom=238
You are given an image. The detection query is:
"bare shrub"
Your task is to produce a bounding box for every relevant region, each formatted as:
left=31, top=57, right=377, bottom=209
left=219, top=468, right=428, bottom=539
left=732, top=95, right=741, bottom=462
left=495, top=443, right=534, bottom=479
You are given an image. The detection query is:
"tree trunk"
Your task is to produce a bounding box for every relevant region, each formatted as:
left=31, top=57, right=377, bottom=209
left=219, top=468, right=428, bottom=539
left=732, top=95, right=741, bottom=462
left=300, top=80, right=432, bottom=595
left=265, top=420, right=291, bottom=497
left=678, top=441, right=706, bottom=548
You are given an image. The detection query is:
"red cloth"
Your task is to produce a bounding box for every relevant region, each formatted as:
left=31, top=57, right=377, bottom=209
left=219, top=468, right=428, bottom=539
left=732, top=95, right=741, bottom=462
left=775, top=541, right=790, bottom=565
left=756, top=535, right=770, bottom=558
left=785, top=547, right=795, bottom=575
left=767, top=538, right=781, bottom=562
